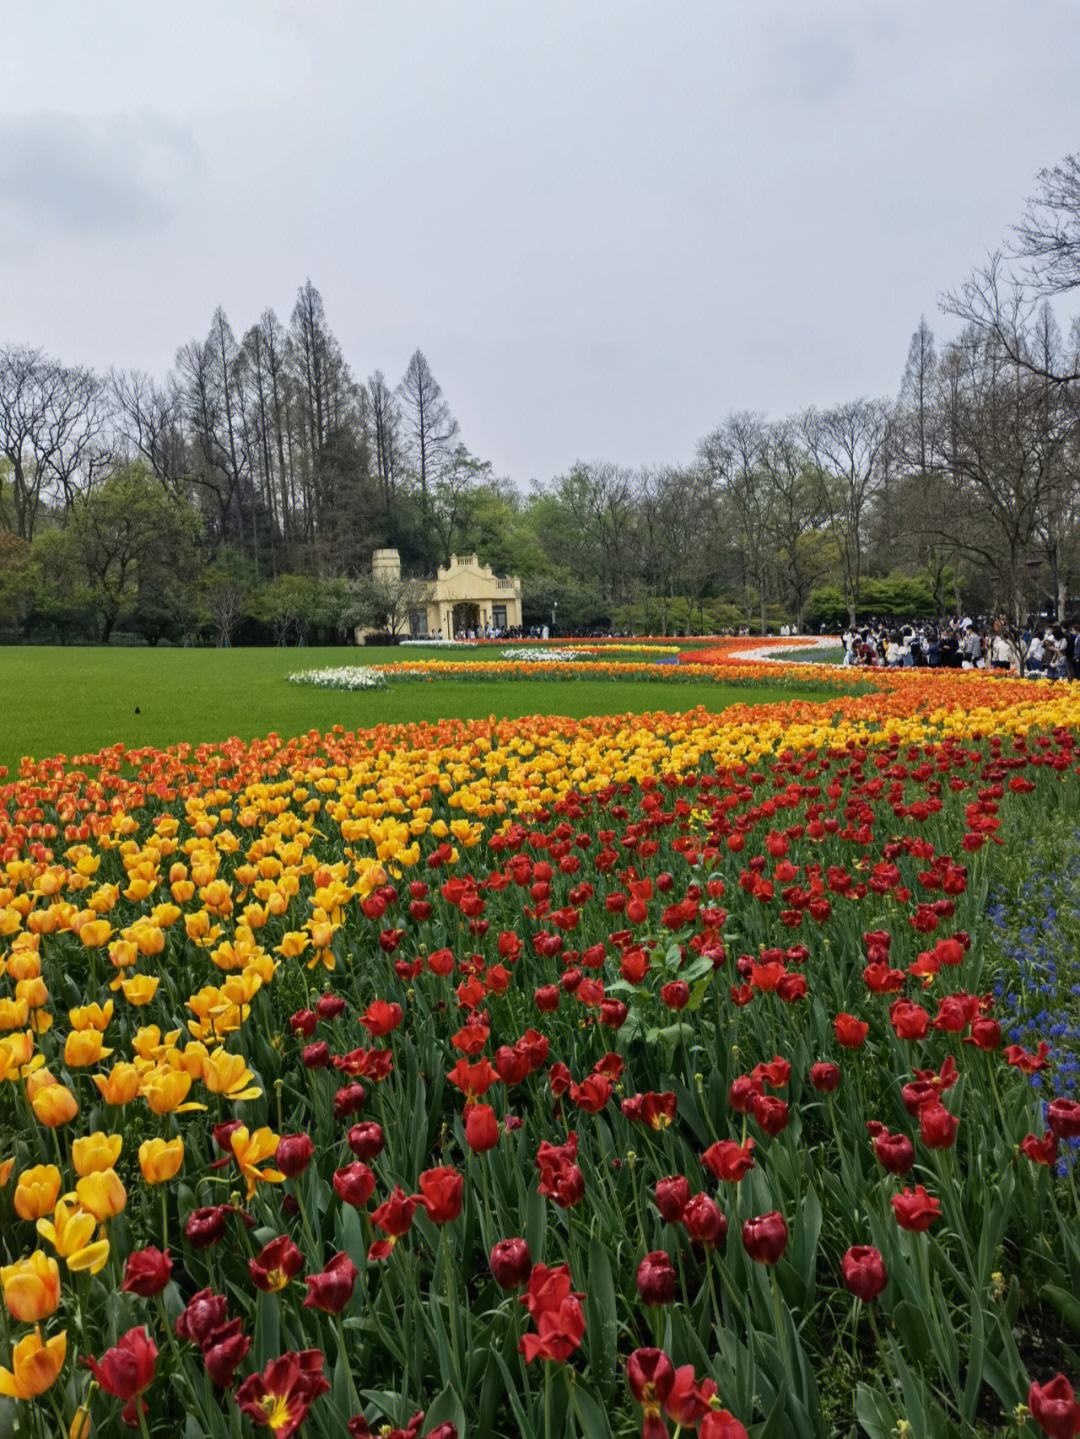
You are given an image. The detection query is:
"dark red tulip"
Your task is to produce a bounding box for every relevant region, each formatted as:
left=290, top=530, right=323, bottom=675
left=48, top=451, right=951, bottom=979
left=841, top=1246, right=888, bottom=1302
left=85, top=1326, right=158, bottom=1428
left=637, top=1250, right=677, bottom=1305
left=303, top=1252, right=358, bottom=1313
left=809, top=1062, right=841, bottom=1093
left=654, top=1175, right=691, bottom=1223
left=176, top=1290, right=229, bottom=1348
left=276, top=1133, right=315, bottom=1177
left=490, top=1238, right=532, bottom=1290
left=741, top=1212, right=788, bottom=1266
left=682, top=1193, right=728, bottom=1249
left=249, top=1235, right=305, bottom=1293
left=203, top=1317, right=251, bottom=1387
left=347, top=1121, right=385, bottom=1160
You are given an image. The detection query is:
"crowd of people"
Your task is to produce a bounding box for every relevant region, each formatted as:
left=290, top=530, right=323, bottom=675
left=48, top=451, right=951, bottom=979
left=840, top=619, right=1080, bottom=678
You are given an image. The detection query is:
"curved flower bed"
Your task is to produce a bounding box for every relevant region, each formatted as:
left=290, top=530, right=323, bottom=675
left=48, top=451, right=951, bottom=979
left=3, top=675, right=1080, bottom=1437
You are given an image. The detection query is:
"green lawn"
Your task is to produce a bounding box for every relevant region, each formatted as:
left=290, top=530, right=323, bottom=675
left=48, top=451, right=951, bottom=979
left=0, top=645, right=848, bottom=775
left=773, top=646, right=845, bottom=664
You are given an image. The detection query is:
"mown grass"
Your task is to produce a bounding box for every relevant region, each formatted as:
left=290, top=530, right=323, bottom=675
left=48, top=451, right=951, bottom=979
left=0, top=644, right=849, bottom=775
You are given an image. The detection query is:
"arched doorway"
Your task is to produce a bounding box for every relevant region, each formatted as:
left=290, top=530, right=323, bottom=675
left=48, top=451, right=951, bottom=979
left=452, top=602, right=480, bottom=637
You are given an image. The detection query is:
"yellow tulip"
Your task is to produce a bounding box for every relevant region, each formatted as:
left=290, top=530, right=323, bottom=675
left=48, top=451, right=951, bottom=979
left=230, top=1125, right=284, bottom=1199
left=140, top=1067, right=206, bottom=1115
left=92, top=1062, right=141, bottom=1107
left=36, top=1199, right=110, bottom=1273
left=149, top=902, right=181, bottom=928
left=202, top=1048, right=262, bottom=1102
left=107, top=938, right=138, bottom=971
left=68, top=1001, right=113, bottom=1032
left=78, top=919, right=113, bottom=948
left=138, top=1136, right=184, bottom=1184
left=1, top=1250, right=61, bottom=1321
left=129, top=923, right=165, bottom=957
left=71, top=1132, right=123, bottom=1177
left=74, top=1168, right=126, bottom=1222
left=0, top=998, right=29, bottom=1029
left=14, top=1165, right=61, bottom=1220
left=5, top=947, right=42, bottom=981
left=31, top=1083, right=79, bottom=1128
left=119, top=974, right=159, bottom=1006
left=64, top=1031, right=112, bottom=1068
left=14, top=976, right=48, bottom=1009
left=131, top=1025, right=180, bottom=1062
left=25, top=1067, right=58, bottom=1101
left=0, top=1327, right=67, bottom=1400
left=0, top=1030, right=36, bottom=1081
left=0, top=1158, right=13, bottom=1187
left=69, top=1404, right=92, bottom=1439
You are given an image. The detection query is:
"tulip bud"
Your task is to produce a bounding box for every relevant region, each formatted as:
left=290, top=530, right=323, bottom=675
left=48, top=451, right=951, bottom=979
left=275, top=1134, right=315, bottom=1177
left=636, top=1250, right=677, bottom=1305
left=490, top=1238, right=532, bottom=1290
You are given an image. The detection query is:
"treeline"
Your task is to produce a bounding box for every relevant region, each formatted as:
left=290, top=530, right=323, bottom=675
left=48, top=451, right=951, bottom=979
left=3, top=155, right=1080, bottom=643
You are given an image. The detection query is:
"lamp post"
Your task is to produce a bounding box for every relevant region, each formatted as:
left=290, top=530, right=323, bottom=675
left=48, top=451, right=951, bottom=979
left=552, top=600, right=558, bottom=635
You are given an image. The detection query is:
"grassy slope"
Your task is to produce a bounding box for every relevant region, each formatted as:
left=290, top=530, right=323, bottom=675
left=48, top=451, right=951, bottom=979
left=0, top=645, right=846, bottom=773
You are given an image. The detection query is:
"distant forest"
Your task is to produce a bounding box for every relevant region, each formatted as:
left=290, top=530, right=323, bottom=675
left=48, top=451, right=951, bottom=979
left=3, top=155, right=1080, bottom=643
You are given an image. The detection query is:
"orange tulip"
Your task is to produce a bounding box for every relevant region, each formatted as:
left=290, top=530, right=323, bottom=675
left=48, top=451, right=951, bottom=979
left=64, top=1031, right=112, bottom=1068
left=75, top=1168, right=127, bottom=1222
left=0, top=1327, right=67, bottom=1399
left=1, top=1250, right=61, bottom=1321
left=14, top=1165, right=61, bottom=1220
left=138, top=1136, right=184, bottom=1184
left=71, top=1132, right=123, bottom=1177
left=92, top=1062, right=141, bottom=1107
left=31, top=1083, right=79, bottom=1128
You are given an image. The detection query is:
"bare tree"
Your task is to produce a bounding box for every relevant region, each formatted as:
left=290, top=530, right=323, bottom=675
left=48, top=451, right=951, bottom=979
left=802, top=399, right=890, bottom=626
left=367, top=370, right=403, bottom=511
left=398, top=350, right=458, bottom=511
left=1014, top=153, right=1080, bottom=295
left=109, top=368, right=188, bottom=497
left=0, top=346, right=109, bottom=538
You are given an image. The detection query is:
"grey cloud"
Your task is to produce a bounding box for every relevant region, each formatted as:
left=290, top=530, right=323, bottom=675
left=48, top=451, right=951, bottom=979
left=0, top=111, right=202, bottom=236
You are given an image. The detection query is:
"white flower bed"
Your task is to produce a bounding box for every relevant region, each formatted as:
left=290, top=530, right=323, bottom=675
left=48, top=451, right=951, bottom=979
left=399, top=638, right=464, bottom=648
left=500, top=648, right=584, bottom=663
left=287, top=666, right=386, bottom=690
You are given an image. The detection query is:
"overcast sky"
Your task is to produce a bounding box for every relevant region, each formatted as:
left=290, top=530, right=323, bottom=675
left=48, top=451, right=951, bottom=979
left=4, top=1, right=1080, bottom=484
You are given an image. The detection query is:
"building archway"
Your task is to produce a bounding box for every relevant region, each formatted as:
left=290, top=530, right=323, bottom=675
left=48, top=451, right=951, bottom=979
left=452, top=602, right=480, bottom=637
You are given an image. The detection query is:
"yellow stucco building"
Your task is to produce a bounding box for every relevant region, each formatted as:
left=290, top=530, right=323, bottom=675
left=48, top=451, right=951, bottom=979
left=373, top=548, right=523, bottom=639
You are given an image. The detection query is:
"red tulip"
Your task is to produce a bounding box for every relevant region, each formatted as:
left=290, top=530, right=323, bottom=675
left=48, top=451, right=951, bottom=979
left=1020, top=1131, right=1059, bottom=1166
left=741, top=1212, right=788, bottom=1265
left=873, top=1130, right=915, bottom=1175
left=841, top=1245, right=888, bottom=1302
left=637, top=1250, right=677, bottom=1305
left=121, top=1246, right=172, bottom=1297
left=303, top=1252, right=358, bottom=1313
left=316, top=993, right=346, bottom=1019
left=654, top=1175, right=691, bottom=1223
left=236, top=1351, right=331, bottom=1439
left=627, top=1348, right=675, bottom=1437
left=682, top=1193, right=728, bottom=1249
left=85, top=1326, right=158, bottom=1428
left=919, top=1102, right=959, bottom=1150
left=700, top=1411, right=749, bottom=1439
left=464, top=1103, right=500, bottom=1153
left=701, top=1139, right=755, bottom=1183
left=276, top=1134, right=315, bottom=1178
left=249, top=1235, right=305, bottom=1293
left=347, top=1122, right=385, bottom=1160
left=1028, top=1373, right=1080, bottom=1438
left=1047, top=1099, right=1080, bottom=1140
left=664, top=1365, right=719, bottom=1425
left=333, top=1162, right=377, bottom=1207
left=203, top=1317, right=251, bottom=1387
left=490, top=1238, right=532, bottom=1289
left=809, top=1062, right=841, bottom=1092
left=415, top=1166, right=464, bottom=1224
left=834, top=1013, right=869, bottom=1048
left=334, top=1083, right=367, bottom=1119
left=176, top=1289, right=230, bottom=1348
left=891, top=1185, right=941, bottom=1232
left=369, top=1186, right=418, bottom=1261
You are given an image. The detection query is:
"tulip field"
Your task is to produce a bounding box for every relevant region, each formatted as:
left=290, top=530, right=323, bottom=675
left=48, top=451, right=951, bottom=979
left=5, top=639, right=1080, bottom=1439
